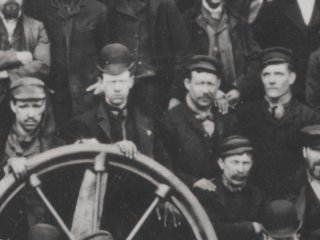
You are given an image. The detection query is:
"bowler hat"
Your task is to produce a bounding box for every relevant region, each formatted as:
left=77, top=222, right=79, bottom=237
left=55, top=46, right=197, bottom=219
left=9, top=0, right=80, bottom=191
left=188, top=55, right=223, bottom=78
left=97, top=43, right=134, bottom=75
left=80, top=230, right=114, bottom=240
left=262, top=200, right=301, bottom=239
left=219, top=135, right=253, bottom=157
left=10, top=77, right=46, bottom=100
left=260, top=47, right=294, bottom=67
left=301, top=125, right=320, bottom=150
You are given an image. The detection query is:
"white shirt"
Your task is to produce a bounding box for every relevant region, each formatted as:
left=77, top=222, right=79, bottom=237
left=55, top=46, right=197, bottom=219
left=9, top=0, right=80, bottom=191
left=309, top=174, right=320, bottom=200
left=297, top=0, right=316, bottom=25
left=0, top=13, right=18, bottom=43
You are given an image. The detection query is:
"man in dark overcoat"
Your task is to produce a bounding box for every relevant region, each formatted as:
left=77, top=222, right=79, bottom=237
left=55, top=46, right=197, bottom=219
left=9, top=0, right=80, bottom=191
left=252, top=0, right=320, bottom=102
left=194, top=135, right=267, bottom=240
left=170, top=0, right=262, bottom=108
left=24, top=0, right=108, bottom=127
left=293, top=125, right=320, bottom=240
left=237, top=47, right=320, bottom=200
left=161, top=55, right=239, bottom=191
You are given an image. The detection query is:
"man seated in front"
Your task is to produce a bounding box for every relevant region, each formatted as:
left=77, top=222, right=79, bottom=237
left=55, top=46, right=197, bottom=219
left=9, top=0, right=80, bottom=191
left=194, top=135, right=267, bottom=240
left=0, top=77, right=63, bottom=240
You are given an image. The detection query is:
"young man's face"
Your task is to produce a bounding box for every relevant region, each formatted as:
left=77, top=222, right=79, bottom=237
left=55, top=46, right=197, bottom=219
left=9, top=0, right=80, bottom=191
left=303, top=147, right=320, bottom=181
left=261, top=63, right=295, bottom=101
left=218, top=153, right=253, bottom=187
left=102, top=71, right=134, bottom=108
left=265, top=235, right=300, bottom=240
left=10, top=99, right=46, bottom=133
left=0, top=0, right=23, bottom=18
left=184, top=71, right=220, bottom=110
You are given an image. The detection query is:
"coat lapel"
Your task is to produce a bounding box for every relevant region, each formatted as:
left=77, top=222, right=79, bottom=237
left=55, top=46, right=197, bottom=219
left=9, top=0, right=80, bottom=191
left=97, top=104, right=112, bottom=141
left=283, top=0, right=307, bottom=32
left=309, top=0, right=320, bottom=28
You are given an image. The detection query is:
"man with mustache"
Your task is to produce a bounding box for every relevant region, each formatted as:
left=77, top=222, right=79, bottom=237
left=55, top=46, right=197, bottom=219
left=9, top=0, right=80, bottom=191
left=237, top=47, right=320, bottom=200
left=0, top=0, right=50, bottom=126
left=193, top=135, right=267, bottom=240
left=0, top=77, right=63, bottom=239
left=292, top=125, right=320, bottom=240
left=161, top=55, right=239, bottom=191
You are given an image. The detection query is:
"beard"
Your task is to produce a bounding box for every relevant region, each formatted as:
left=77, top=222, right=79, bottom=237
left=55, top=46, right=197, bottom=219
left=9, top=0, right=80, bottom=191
left=1, top=0, right=20, bottom=19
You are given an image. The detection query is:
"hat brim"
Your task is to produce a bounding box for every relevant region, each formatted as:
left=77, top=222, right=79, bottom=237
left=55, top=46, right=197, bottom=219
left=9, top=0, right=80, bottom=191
left=221, top=146, right=254, bottom=158
left=263, top=220, right=302, bottom=239
left=97, top=62, right=134, bottom=75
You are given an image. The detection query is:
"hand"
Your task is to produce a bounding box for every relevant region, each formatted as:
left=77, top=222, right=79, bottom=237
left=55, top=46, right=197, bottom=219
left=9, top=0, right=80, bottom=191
left=86, top=77, right=104, bottom=96
left=7, top=157, right=28, bottom=180
left=16, top=51, right=33, bottom=65
left=168, top=98, right=181, bottom=110
left=252, top=222, right=264, bottom=234
left=214, top=90, right=229, bottom=115
left=156, top=202, right=182, bottom=228
left=193, top=178, right=216, bottom=191
left=116, top=140, right=138, bottom=159
left=74, top=138, right=100, bottom=144
left=225, top=89, right=241, bottom=108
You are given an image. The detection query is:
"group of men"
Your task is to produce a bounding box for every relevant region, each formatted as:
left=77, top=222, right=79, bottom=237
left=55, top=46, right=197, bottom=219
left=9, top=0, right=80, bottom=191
left=1, top=0, right=320, bottom=239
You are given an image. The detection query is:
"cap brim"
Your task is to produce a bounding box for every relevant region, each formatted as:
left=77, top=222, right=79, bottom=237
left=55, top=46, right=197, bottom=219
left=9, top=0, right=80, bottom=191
left=221, top=146, right=253, bottom=157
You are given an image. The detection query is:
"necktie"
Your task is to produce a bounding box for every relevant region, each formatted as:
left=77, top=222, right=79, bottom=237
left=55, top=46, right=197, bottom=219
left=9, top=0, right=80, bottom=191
left=270, top=105, right=285, bottom=120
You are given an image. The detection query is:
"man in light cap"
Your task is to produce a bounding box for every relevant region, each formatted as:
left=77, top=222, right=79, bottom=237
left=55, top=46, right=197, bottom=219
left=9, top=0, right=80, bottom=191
left=291, top=124, right=320, bottom=240
left=0, top=77, right=63, bottom=240
left=161, top=55, right=239, bottom=191
left=237, top=47, right=320, bottom=200
left=262, top=200, right=301, bottom=240
left=193, top=135, right=267, bottom=240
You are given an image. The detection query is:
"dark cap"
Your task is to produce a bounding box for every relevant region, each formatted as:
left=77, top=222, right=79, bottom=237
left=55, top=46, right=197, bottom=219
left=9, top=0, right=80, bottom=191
left=188, top=55, right=223, bottom=77
left=262, top=200, right=301, bottom=239
left=301, top=125, right=320, bottom=150
left=260, top=47, right=294, bottom=68
left=80, top=231, right=114, bottom=240
left=97, top=43, right=134, bottom=75
left=219, top=135, right=253, bottom=158
left=10, top=77, right=46, bottom=100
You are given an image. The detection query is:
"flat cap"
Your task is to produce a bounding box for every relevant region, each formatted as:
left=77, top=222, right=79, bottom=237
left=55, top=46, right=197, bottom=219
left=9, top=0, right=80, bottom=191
left=97, top=43, right=134, bottom=75
left=188, top=55, right=223, bottom=77
left=260, top=47, right=294, bottom=67
left=301, top=125, right=320, bottom=150
left=262, top=200, right=301, bottom=239
left=219, top=135, right=253, bottom=157
left=10, top=77, right=46, bottom=100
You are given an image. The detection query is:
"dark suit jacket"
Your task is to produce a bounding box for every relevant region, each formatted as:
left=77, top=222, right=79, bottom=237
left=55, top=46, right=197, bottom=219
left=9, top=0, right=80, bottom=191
left=160, top=102, right=239, bottom=187
left=194, top=179, right=267, bottom=240
left=253, top=0, right=320, bottom=101
left=237, top=99, right=320, bottom=199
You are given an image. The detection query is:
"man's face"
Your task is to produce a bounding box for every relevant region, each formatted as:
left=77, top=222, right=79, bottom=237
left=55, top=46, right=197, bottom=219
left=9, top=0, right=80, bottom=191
left=0, top=0, right=23, bottom=18
left=303, top=147, right=320, bottom=180
left=102, top=71, right=134, bottom=108
left=261, top=63, right=295, bottom=100
left=10, top=99, right=46, bottom=133
left=205, top=0, right=222, bottom=8
left=218, top=153, right=253, bottom=187
left=265, top=235, right=300, bottom=240
left=184, top=71, right=220, bottom=110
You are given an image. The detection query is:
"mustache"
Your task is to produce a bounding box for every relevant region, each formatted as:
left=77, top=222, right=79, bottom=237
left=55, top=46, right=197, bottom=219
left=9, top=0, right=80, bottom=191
left=231, top=175, right=247, bottom=181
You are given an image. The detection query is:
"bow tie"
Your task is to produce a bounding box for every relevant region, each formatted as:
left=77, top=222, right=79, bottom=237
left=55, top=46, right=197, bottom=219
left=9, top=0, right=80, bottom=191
left=105, top=104, right=128, bottom=120
left=195, top=112, right=214, bottom=121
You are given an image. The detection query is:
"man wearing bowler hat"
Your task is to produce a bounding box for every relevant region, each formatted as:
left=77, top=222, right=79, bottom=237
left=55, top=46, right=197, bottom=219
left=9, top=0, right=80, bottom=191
left=161, top=55, right=239, bottom=191
left=237, top=47, right=320, bottom=200
left=292, top=125, right=320, bottom=240
left=0, top=77, right=63, bottom=240
left=64, top=43, right=170, bottom=240
left=262, top=200, right=302, bottom=240
left=193, top=135, right=267, bottom=240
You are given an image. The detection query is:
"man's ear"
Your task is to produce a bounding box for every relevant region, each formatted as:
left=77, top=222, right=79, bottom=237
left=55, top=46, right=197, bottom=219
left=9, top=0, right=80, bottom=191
left=184, top=78, right=191, bottom=91
left=10, top=100, right=16, bottom=114
left=303, top=147, right=307, bottom=159
left=217, top=158, right=224, bottom=170
left=289, top=72, right=296, bottom=85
